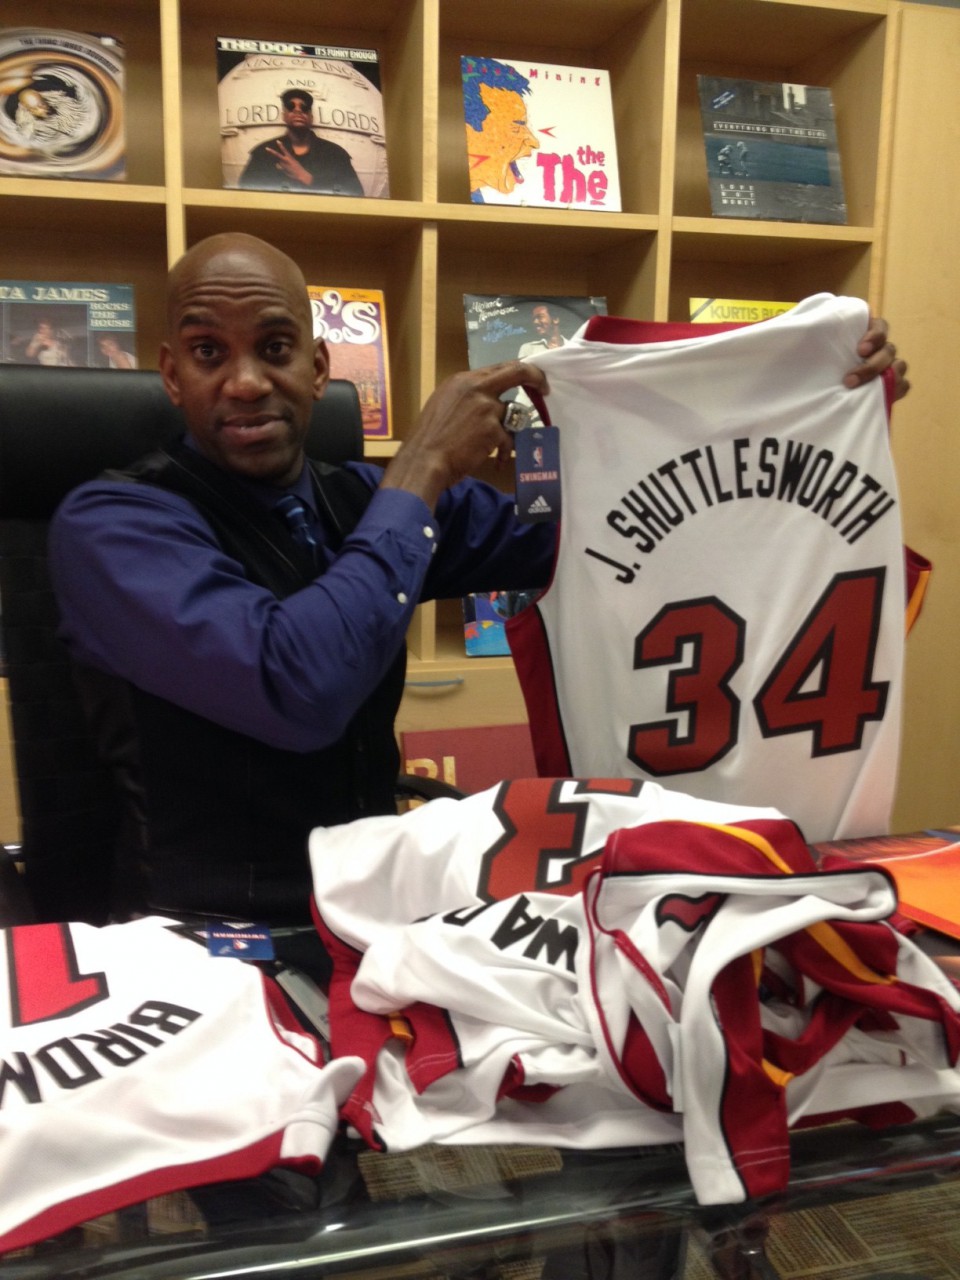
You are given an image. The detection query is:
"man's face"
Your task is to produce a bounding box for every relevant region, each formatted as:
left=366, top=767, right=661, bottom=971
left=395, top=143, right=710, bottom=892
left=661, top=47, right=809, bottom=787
left=467, top=84, right=538, bottom=196
left=531, top=306, right=556, bottom=337
left=282, top=96, right=313, bottom=130
left=159, top=251, right=328, bottom=487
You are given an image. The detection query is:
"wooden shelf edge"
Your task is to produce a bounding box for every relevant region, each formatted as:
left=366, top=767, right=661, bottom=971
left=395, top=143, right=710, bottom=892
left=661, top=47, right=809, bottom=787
left=433, top=202, right=660, bottom=234
left=181, top=189, right=438, bottom=220
left=0, top=179, right=167, bottom=205
left=364, top=440, right=403, bottom=460
left=672, top=215, right=876, bottom=243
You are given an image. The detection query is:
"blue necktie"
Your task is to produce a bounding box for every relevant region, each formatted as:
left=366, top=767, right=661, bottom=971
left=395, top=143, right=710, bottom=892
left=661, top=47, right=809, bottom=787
left=274, top=494, right=319, bottom=564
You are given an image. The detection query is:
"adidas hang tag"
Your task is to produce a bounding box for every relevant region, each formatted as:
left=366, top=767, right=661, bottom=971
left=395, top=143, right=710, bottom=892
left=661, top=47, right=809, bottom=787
left=515, top=424, right=561, bottom=523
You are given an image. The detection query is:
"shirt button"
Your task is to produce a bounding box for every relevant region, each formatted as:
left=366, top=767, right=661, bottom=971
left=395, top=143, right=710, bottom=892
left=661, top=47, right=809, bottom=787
left=397, top=592, right=408, bottom=605
left=423, top=526, right=435, bottom=539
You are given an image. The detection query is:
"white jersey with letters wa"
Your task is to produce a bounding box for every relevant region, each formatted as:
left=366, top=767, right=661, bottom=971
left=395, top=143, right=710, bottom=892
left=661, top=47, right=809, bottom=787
left=510, top=294, right=906, bottom=842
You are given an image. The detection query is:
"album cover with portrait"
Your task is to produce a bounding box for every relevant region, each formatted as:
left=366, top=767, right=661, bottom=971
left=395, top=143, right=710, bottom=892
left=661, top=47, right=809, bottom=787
left=216, top=36, right=389, bottom=198
left=0, top=27, right=125, bottom=180
left=461, top=55, right=620, bottom=210
left=0, top=280, right=136, bottom=368
left=463, top=293, right=608, bottom=368
left=463, top=292, right=608, bottom=429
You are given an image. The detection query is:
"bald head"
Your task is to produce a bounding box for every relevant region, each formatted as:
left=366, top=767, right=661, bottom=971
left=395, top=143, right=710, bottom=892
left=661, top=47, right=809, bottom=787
left=158, top=232, right=328, bottom=487
left=166, top=233, right=311, bottom=336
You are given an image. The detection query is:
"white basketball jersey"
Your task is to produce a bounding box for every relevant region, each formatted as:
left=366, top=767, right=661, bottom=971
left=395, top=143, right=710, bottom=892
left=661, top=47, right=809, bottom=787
left=509, top=295, right=906, bottom=842
left=0, top=918, right=362, bottom=1253
left=309, top=782, right=960, bottom=1204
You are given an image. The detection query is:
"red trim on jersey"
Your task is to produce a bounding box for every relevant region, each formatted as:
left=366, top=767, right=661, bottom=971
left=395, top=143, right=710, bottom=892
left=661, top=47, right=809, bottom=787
left=261, top=975, right=324, bottom=1063
left=403, top=1003, right=464, bottom=1092
left=776, top=917, right=960, bottom=1065
left=311, top=907, right=392, bottom=1148
left=506, top=605, right=572, bottom=776
left=709, top=949, right=792, bottom=1200
left=311, top=902, right=466, bottom=1141
left=0, top=1131, right=299, bottom=1255
left=583, top=867, right=674, bottom=1110
left=619, top=1013, right=674, bottom=1111
left=523, top=383, right=552, bottom=427
left=499, top=1056, right=562, bottom=1103
left=763, top=990, right=866, bottom=1077
left=905, top=545, right=931, bottom=632
left=581, top=315, right=745, bottom=344
left=602, top=817, right=812, bottom=880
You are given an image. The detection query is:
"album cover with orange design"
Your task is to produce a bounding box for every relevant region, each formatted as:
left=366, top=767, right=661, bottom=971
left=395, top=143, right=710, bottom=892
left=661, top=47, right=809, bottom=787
left=461, top=55, right=620, bottom=211
left=307, top=285, right=391, bottom=440
left=813, top=827, right=960, bottom=939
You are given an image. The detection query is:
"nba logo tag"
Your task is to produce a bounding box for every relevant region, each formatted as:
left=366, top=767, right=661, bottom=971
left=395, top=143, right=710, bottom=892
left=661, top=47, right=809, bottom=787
left=515, top=424, right=561, bottom=522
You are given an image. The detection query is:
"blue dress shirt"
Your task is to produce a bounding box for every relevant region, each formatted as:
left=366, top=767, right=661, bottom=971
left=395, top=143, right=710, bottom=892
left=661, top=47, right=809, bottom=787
left=49, top=452, right=555, bottom=754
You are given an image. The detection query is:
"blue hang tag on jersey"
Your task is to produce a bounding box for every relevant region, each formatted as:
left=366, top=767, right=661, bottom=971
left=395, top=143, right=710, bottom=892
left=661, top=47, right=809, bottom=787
left=205, top=920, right=276, bottom=960
left=515, top=424, right=561, bottom=523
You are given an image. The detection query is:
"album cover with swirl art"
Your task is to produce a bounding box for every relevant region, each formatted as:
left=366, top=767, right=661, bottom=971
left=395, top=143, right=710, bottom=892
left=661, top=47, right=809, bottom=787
left=0, top=27, right=125, bottom=180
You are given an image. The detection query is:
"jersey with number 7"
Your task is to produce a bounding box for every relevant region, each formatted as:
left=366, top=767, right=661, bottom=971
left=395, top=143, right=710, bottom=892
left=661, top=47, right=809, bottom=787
left=509, top=295, right=928, bottom=842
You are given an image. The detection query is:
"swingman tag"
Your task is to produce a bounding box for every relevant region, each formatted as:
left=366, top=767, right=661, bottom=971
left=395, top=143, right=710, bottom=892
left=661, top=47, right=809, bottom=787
left=515, top=424, right=561, bottom=523
left=205, top=920, right=276, bottom=960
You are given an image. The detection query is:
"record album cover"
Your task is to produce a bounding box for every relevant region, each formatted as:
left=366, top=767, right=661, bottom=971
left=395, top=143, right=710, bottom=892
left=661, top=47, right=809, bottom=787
left=463, top=294, right=608, bottom=368
left=461, top=55, right=620, bottom=210
left=813, top=827, right=960, bottom=940
left=697, top=75, right=846, bottom=224
left=464, top=292, right=607, bottom=430
left=0, top=27, right=125, bottom=180
left=0, top=280, right=136, bottom=368
left=461, top=591, right=540, bottom=658
left=216, top=36, right=389, bottom=198
left=308, top=285, right=392, bottom=439
left=690, top=297, right=797, bottom=324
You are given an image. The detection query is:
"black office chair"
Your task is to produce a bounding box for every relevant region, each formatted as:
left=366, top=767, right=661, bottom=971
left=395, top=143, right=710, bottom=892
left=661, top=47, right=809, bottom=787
left=0, top=364, right=456, bottom=926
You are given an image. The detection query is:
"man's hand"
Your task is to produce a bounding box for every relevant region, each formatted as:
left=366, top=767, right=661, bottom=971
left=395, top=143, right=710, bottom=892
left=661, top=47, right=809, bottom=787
left=382, top=361, right=549, bottom=510
left=265, top=140, right=312, bottom=187
left=844, top=316, right=910, bottom=401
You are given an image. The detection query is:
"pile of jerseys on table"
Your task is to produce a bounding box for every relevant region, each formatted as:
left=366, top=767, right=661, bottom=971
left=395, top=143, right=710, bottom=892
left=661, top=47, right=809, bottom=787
left=4, top=777, right=960, bottom=1254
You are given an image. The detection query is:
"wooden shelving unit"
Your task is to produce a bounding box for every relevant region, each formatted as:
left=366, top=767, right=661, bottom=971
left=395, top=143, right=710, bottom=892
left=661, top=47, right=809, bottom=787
left=4, top=0, right=957, bottom=798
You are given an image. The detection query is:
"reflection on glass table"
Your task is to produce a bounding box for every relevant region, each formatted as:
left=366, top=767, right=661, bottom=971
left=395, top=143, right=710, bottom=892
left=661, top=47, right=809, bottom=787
left=6, top=1111, right=960, bottom=1280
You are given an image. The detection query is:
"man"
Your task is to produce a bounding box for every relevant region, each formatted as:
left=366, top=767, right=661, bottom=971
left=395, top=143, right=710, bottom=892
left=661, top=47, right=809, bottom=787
left=238, top=89, right=363, bottom=196
left=49, top=233, right=553, bottom=931
left=49, top=233, right=907, bottom=936
left=97, top=334, right=137, bottom=369
left=517, top=303, right=567, bottom=359
left=18, top=318, right=72, bottom=365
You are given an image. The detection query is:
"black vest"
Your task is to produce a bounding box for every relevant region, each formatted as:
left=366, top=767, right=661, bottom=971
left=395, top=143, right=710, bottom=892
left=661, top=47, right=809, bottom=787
left=73, top=442, right=406, bottom=923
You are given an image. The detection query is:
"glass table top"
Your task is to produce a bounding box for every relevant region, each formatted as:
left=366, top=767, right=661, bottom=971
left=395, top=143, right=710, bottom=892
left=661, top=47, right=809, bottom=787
left=6, top=1111, right=960, bottom=1279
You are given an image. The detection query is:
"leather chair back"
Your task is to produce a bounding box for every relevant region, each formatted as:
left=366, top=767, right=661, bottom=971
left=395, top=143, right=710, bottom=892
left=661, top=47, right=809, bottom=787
left=0, top=365, right=363, bottom=922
